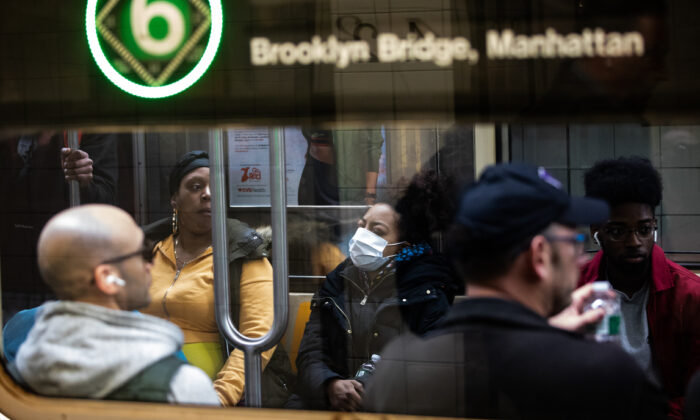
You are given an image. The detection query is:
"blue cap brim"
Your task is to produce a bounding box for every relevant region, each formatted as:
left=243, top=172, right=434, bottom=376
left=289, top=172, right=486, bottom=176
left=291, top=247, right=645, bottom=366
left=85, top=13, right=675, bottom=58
left=558, top=196, right=610, bottom=226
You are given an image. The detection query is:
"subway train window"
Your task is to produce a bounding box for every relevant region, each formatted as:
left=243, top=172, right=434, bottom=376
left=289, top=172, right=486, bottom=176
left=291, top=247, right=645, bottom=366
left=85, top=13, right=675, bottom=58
left=2, top=124, right=698, bottom=419
left=2, top=0, right=700, bottom=419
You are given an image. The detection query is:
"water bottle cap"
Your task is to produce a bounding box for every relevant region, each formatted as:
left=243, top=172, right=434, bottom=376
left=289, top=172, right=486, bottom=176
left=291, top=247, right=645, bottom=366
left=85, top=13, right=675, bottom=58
left=370, top=354, right=381, bottom=363
left=591, top=281, right=612, bottom=292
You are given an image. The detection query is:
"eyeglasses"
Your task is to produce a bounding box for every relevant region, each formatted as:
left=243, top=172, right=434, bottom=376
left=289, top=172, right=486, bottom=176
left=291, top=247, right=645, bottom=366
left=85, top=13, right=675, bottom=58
left=603, top=224, right=656, bottom=242
left=101, top=240, right=154, bottom=265
left=544, top=233, right=586, bottom=254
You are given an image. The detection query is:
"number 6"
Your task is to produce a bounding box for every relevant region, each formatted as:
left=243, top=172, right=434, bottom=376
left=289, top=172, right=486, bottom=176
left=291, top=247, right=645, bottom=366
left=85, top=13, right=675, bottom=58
left=131, top=0, right=185, bottom=57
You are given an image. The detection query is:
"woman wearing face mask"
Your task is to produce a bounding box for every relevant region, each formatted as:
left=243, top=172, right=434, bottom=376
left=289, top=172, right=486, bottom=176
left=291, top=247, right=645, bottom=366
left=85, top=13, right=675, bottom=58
left=292, top=170, right=462, bottom=411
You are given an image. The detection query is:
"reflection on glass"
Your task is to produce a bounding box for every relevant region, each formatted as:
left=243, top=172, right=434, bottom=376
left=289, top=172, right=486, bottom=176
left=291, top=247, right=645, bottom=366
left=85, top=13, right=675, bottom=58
left=2, top=124, right=696, bottom=418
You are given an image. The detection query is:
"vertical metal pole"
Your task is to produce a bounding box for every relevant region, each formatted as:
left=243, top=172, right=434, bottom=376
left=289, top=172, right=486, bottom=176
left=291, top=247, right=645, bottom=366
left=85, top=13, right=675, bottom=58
left=66, top=131, right=80, bottom=207
left=258, top=126, right=289, bottom=405
left=132, top=131, right=147, bottom=224
left=242, top=341, right=263, bottom=408
left=500, top=124, right=510, bottom=162
left=210, top=128, right=289, bottom=408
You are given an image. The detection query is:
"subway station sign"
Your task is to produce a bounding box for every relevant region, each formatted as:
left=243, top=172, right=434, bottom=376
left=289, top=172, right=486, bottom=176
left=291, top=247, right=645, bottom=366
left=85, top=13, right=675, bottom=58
left=3, top=1, right=698, bottom=127
left=250, top=28, right=644, bottom=69
left=86, top=0, right=223, bottom=98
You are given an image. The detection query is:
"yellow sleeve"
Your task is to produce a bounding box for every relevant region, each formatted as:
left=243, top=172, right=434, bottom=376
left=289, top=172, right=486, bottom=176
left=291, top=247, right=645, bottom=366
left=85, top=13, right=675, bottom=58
left=213, top=258, right=277, bottom=406
left=311, top=241, right=346, bottom=277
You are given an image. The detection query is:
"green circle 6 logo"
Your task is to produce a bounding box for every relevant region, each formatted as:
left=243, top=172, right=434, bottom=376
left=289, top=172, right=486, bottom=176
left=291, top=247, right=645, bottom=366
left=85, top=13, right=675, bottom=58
left=87, top=0, right=223, bottom=98
left=123, top=0, right=191, bottom=60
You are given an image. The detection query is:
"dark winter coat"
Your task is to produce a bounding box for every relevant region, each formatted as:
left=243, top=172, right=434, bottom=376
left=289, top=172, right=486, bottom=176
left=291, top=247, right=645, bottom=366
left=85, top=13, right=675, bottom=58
left=295, top=254, right=460, bottom=409
left=364, top=298, right=667, bottom=419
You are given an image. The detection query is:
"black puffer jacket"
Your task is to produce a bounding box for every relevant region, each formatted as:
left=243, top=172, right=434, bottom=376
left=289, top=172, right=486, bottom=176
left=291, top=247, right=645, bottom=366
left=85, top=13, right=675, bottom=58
left=295, top=253, right=461, bottom=409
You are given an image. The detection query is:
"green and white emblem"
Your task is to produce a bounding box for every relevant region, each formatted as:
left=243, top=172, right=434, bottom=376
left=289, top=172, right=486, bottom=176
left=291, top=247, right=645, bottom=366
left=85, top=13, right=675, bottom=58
left=86, top=0, right=223, bottom=98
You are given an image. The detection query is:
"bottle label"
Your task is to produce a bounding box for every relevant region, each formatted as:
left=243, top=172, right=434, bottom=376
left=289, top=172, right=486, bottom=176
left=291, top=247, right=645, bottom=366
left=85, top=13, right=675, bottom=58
left=608, top=314, right=620, bottom=335
left=596, top=313, right=621, bottom=336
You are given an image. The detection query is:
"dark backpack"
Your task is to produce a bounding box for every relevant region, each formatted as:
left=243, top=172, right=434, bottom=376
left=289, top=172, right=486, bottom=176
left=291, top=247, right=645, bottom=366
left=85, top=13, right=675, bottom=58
left=105, top=355, right=185, bottom=402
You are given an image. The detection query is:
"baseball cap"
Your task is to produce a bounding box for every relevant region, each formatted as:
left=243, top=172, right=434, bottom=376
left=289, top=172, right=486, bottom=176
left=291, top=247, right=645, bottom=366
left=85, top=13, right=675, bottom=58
left=455, top=163, right=609, bottom=249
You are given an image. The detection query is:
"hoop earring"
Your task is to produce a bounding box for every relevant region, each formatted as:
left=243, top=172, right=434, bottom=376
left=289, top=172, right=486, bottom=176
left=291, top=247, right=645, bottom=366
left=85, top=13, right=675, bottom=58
left=172, top=209, right=179, bottom=235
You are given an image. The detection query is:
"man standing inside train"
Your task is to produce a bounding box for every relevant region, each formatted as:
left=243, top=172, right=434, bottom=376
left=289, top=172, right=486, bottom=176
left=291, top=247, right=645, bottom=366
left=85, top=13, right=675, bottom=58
left=580, top=156, right=700, bottom=420
left=13, top=204, right=219, bottom=405
left=0, top=132, right=119, bottom=321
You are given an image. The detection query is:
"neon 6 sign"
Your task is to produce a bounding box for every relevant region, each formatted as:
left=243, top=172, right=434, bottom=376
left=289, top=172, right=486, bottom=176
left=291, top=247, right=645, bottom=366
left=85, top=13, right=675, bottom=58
left=86, top=0, right=223, bottom=98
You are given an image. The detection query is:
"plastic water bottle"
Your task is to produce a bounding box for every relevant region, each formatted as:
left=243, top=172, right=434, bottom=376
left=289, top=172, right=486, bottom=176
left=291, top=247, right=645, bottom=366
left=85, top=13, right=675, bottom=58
left=583, top=281, right=621, bottom=344
left=354, top=354, right=381, bottom=384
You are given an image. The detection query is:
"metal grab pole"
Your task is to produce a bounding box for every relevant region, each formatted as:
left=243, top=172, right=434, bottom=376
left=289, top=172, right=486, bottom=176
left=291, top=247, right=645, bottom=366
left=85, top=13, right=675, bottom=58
left=66, top=131, right=80, bottom=207
left=209, top=128, right=289, bottom=407
left=132, top=130, right=147, bottom=224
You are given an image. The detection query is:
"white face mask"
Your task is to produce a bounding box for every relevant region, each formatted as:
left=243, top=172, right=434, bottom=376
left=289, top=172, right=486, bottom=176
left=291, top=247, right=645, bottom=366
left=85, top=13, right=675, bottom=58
left=348, top=227, right=403, bottom=271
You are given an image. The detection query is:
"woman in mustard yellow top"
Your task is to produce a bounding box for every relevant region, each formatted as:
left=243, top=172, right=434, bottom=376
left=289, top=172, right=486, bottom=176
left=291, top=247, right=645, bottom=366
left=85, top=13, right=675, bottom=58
left=141, top=151, right=282, bottom=406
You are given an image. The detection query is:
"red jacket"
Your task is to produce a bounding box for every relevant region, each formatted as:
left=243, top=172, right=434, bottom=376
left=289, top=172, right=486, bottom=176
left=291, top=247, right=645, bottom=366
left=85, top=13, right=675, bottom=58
left=579, top=245, right=700, bottom=420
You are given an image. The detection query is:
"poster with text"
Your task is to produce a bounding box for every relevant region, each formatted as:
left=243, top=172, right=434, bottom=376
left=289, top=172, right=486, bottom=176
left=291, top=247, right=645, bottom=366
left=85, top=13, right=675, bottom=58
left=227, top=128, right=307, bottom=206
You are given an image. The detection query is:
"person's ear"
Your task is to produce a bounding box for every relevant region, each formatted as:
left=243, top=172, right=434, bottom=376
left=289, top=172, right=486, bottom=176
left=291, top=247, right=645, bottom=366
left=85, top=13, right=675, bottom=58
left=529, top=235, right=552, bottom=283
left=170, top=194, right=177, bottom=210
left=93, top=265, right=123, bottom=295
left=593, top=232, right=601, bottom=246
left=590, top=225, right=601, bottom=246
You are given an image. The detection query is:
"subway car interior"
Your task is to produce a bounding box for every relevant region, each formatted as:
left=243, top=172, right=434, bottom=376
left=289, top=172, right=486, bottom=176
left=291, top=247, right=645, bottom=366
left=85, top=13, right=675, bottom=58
left=1, top=0, right=700, bottom=419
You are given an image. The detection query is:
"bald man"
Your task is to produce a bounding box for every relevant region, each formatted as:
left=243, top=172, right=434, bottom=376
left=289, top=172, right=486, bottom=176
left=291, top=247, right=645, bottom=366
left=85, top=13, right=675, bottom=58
left=13, top=204, right=220, bottom=405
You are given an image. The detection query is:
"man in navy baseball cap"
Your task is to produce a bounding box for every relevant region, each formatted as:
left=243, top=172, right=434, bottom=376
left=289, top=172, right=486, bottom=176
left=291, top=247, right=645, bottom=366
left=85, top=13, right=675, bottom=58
left=450, top=162, right=610, bottom=318
left=364, top=163, right=666, bottom=419
left=455, top=163, right=609, bottom=254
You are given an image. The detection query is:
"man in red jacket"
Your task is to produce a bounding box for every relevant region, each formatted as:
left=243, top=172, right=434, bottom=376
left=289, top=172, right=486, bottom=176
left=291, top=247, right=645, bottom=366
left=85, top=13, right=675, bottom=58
left=579, top=156, right=700, bottom=420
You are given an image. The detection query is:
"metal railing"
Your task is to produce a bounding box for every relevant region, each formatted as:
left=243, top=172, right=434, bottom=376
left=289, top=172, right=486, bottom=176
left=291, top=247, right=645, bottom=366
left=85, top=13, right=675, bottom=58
left=209, top=128, right=289, bottom=407
left=66, top=131, right=80, bottom=207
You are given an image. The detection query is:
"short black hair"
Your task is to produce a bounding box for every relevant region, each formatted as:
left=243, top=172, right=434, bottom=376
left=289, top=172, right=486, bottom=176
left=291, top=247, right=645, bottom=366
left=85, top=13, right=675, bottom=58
left=584, top=156, right=662, bottom=210
left=446, top=223, right=536, bottom=285
left=394, top=170, right=457, bottom=247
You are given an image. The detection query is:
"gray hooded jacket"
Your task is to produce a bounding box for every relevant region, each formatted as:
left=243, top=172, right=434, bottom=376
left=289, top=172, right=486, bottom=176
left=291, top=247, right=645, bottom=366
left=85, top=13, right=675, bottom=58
left=15, top=301, right=220, bottom=405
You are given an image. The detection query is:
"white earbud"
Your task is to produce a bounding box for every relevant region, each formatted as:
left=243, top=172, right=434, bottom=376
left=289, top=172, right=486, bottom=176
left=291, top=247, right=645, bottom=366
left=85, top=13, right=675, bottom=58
left=105, top=275, right=126, bottom=287
left=654, top=230, right=657, bottom=243
left=593, top=231, right=601, bottom=246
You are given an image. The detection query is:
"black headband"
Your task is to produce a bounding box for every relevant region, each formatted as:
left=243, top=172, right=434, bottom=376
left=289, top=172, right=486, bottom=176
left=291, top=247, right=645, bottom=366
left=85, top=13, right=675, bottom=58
left=169, top=150, right=209, bottom=196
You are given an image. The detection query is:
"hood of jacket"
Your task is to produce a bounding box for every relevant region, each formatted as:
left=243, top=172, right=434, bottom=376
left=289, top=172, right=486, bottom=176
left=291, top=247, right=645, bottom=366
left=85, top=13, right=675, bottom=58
left=579, top=245, right=675, bottom=293
left=396, top=254, right=462, bottom=301
left=321, top=254, right=462, bottom=302
left=15, top=301, right=184, bottom=398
